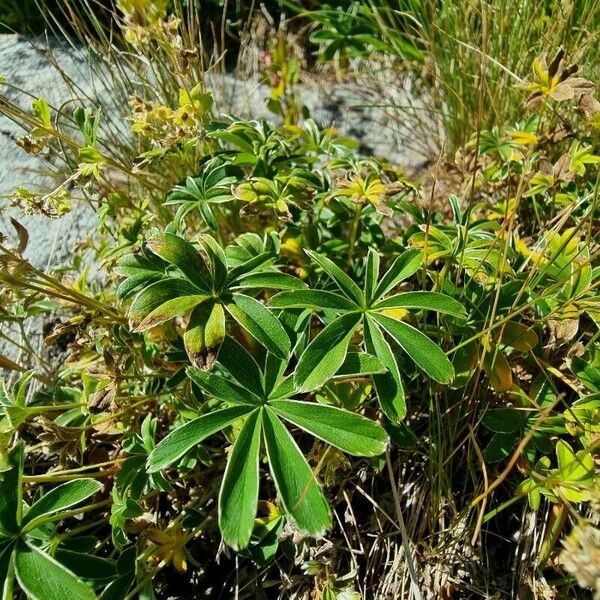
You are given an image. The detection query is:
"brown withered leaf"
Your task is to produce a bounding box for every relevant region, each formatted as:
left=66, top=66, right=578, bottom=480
left=88, top=384, right=117, bottom=414
left=578, top=94, right=600, bottom=119
left=9, top=218, right=29, bottom=254
left=547, top=317, right=579, bottom=347
left=37, top=417, right=83, bottom=465
left=538, top=123, right=570, bottom=146
left=552, top=154, right=576, bottom=183
left=16, top=135, right=47, bottom=154
left=189, top=349, right=217, bottom=370
left=538, top=158, right=554, bottom=176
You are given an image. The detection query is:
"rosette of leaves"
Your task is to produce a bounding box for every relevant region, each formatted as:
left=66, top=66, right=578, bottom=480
left=408, top=196, right=513, bottom=284
left=146, top=336, right=388, bottom=550
left=207, top=118, right=296, bottom=178
left=164, top=157, right=239, bottom=229
left=270, top=248, right=467, bottom=421
left=117, top=232, right=305, bottom=367
left=0, top=445, right=113, bottom=599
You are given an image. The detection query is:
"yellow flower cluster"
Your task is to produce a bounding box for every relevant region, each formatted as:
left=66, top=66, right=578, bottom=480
left=130, top=86, right=213, bottom=145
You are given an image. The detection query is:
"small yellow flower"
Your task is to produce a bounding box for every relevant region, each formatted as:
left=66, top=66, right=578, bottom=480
left=146, top=524, right=189, bottom=573
left=332, top=174, right=392, bottom=216
left=510, top=130, right=538, bottom=146
left=380, top=307, right=408, bottom=321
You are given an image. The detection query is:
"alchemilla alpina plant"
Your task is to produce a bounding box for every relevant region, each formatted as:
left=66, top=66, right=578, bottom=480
left=0, top=1, right=599, bottom=598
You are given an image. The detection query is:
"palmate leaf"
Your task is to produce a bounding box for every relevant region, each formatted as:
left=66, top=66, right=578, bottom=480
left=262, top=409, right=331, bottom=536
left=14, top=540, right=97, bottom=600
left=122, top=232, right=301, bottom=364
left=226, top=231, right=279, bottom=268
left=219, top=410, right=262, bottom=550
left=165, top=158, right=237, bottom=208
left=272, top=246, right=463, bottom=419
left=146, top=335, right=388, bottom=550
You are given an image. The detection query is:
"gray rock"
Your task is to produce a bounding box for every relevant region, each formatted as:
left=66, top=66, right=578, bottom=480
left=0, top=35, right=98, bottom=269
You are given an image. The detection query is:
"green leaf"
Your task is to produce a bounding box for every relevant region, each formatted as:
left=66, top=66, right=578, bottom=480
left=375, top=314, right=455, bottom=384
left=305, top=250, right=364, bottom=305
left=14, top=540, right=97, bottom=600
left=333, top=352, right=387, bottom=378
left=269, top=290, right=358, bottom=311
left=115, top=254, right=164, bottom=299
left=570, top=353, right=600, bottom=393
left=129, top=279, right=206, bottom=331
left=219, top=410, right=262, bottom=550
left=481, top=408, right=525, bottom=434
left=500, top=322, right=538, bottom=351
left=556, top=440, right=593, bottom=481
left=0, top=539, right=15, bottom=598
left=139, top=295, right=207, bottom=332
left=226, top=252, right=276, bottom=285
left=483, top=432, right=516, bottom=463
left=226, top=294, right=291, bottom=359
left=0, top=445, right=23, bottom=535
left=264, top=354, right=288, bottom=398
left=374, top=291, right=467, bottom=319
left=234, top=271, right=307, bottom=290
left=146, top=233, right=211, bottom=290
left=294, top=312, right=362, bottom=392
left=199, top=235, right=228, bottom=291
left=364, top=248, right=380, bottom=303
left=187, top=368, right=261, bottom=405
left=270, top=400, right=388, bottom=456
left=262, top=409, right=331, bottom=535
left=216, top=336, right=264, bottom=398
left=32, top=98, right=51, bottom=128
left=53, top=550, right=117, bottom=583
left=146, top=406, right=256, bottom=472
left=22, top=479, right=103, bottom=529
left=363, top=316, right=405, bottom=421
left=183, top=302, right=226, bottom=368
left=373, top=250, right=422, bottom=299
